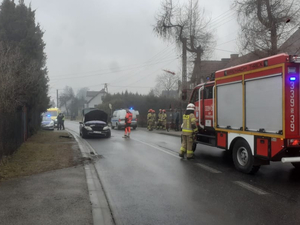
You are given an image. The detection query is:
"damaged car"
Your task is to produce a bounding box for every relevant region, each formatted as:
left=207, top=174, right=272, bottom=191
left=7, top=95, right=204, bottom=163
left=79, top=108, right=111, bottom=139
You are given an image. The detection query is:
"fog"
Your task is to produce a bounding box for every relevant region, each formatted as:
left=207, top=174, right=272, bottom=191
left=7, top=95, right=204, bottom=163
left=24, top=0, right=238, bottom=101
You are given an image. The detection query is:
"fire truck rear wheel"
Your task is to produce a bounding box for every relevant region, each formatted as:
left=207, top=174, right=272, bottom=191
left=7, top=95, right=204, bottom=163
left=232, top=139, right=260, bottom=174
left=292, top=162, right=300, bottom=169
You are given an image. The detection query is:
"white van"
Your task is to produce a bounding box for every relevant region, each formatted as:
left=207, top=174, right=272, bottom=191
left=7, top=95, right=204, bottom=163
left=111, top=109, right=139, bottom=130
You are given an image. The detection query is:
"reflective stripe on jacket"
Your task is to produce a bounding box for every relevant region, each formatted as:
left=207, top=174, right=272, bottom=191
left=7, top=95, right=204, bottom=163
left=158, top=113, right=162, bottom=121
left=162, top=113, right=167, bottom=120
left=182, top=113, right=197, bottom=135
left=152, top=113, right=156, bottom=120
left=147, top=113, right=152, bottom=120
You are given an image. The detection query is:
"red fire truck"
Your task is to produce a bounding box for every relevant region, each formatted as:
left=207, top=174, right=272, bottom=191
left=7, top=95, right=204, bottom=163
left=189, top=53, right=300, bottom=174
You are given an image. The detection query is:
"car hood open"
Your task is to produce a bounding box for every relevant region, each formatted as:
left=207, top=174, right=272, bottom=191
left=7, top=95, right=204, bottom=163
left=84, top=109, right=108, bottom=123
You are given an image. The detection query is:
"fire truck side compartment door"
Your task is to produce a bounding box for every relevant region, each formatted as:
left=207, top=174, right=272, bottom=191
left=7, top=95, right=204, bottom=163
left=217, top=81, right=243, bottom=129
left=217, top=132, right=227, bottom=148
left=245, top=74, right=282, bottom=133
left=255, top=137, right=270, bottom=158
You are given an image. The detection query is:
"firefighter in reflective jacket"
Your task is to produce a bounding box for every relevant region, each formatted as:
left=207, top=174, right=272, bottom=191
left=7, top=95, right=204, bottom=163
left=151, top=110, right=156, bottom=130
left=179, top=103, right=198, bottom=159
left=123, top=109, right=132, bottom=138
left=147, top=109, right=152, bottom=130
left=162, top=109, right=167, bottom=130
left=157, top=109, right=162, bottom=129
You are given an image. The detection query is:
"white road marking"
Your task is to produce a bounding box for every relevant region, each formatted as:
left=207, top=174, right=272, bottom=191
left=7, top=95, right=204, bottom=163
left=234, top=181, right=269, bottom=195
left=131, top=138, right=181, bottom=159
left=196, top=163, right=222, bottom=174
left=132, top=139, right=222, bottom=174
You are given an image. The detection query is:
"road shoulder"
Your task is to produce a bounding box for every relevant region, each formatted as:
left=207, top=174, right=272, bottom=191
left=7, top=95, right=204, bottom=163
left=69, top=129, right=115, bottom=225
left=0, top=130, right=93, bottom=225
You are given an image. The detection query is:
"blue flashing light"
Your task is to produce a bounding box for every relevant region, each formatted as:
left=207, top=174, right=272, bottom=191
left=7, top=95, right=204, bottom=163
left=47, top=114, right=51, bottom=117
left=290, top=77, right=296, bottom=81
left=130, top=107, right=133, bottom=110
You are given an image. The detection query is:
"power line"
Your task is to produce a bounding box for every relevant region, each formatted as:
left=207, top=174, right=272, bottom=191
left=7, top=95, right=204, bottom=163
left=208, top=11, right=236, bottom=28
left=209, top=9, right=232, bottom=23
left=50, top=45, right=173, bottom=78
left=122, top=57, right=179, bottom=87
left=65, top=56, right=179, bottom=91
left=108, top=57, right=179, bottom=93
left=213, top=48, right=237, bottom=53
left=50, top=55, right=178, bottom=81
left=216, top=38, right=237, bottom=46
left=208, top=16, right=236, bottom=31
left=108, top=48, right=177, bottom=84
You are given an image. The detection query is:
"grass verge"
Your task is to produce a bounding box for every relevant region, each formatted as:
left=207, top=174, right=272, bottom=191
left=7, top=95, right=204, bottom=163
left=0, top=130, right=80, bottom=181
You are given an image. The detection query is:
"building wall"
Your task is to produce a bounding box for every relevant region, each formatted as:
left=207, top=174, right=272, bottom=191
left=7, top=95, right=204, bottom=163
left=87, top=93, right=104, bottom=108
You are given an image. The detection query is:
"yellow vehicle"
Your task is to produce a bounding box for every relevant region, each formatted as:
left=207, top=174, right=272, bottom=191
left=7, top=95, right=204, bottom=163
left=45, top=108, right=61, bottom=128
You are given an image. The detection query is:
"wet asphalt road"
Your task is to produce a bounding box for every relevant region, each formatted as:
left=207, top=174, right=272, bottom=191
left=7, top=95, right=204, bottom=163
left=66, top=121, right=300, bottom=225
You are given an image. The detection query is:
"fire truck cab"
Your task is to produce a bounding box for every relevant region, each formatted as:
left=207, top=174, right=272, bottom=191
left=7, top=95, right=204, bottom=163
left=189, top=53, right=300, bottom=174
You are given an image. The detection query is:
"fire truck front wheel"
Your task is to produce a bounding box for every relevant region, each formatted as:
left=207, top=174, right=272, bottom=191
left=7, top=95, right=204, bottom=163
left=232, top=139, right=260, bottom=174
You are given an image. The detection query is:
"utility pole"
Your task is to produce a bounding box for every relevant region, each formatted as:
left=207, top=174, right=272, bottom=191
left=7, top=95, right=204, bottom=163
left=182, top=38, right=187, bottom=90
left=104, top=83, right=108, bottom=93
left=56, top=89, right=58, bottom=108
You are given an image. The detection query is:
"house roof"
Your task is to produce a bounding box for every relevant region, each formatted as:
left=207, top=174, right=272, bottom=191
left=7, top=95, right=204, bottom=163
left=225, top=28, right=300, bottom=68
left=191, top=59, right=230, bottom=83
left=189, top=28, right=300, bottom=87
left=279, top=27, right=300, bottom=55
left=86, top=91, right=101, bottom=98
left=86, top=89, right=106, bottom=103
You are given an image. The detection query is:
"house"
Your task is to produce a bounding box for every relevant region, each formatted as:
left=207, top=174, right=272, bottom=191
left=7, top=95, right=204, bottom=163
left=190, top=27, right=300, bottom=87
left=84, top=89, right=107, bottom=108
left=279, top=27, right=300, bottom=55
left=190, top=57, right=233, bottom=85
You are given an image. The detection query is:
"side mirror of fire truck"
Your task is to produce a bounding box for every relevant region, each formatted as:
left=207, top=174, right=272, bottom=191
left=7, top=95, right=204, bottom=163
left=181, top=90, right=187, bottom=101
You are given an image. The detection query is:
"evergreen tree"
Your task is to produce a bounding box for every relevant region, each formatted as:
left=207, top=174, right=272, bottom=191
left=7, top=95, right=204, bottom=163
left=0, top=0, right=49, bottom=132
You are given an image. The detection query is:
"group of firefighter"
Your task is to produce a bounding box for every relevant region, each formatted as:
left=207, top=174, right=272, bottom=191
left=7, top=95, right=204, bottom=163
left=147, top=109, right=167, bottom=131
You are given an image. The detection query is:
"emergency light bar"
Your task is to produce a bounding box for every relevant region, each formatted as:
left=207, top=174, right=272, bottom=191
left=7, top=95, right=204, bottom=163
left=290, top=77, right=296, bottom=81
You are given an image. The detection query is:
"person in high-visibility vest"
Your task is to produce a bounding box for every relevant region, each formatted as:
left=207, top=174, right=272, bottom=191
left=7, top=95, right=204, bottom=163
left=179, top=103, right=198, bottom=159
left=147, top=109, right=152, bottom=130
left=151, top=110, right=156, bottom=130
left=162, top=109, right=167, bottom=130
left=157, top=109, right=162, bottom=129
left=123, top=109, right=133, bottom=138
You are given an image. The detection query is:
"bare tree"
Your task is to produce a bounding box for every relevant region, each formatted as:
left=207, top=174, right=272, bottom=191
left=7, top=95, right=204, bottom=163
left=234, top=0, right=300, bottom=56
left=154, top=0, right=215, bottom=85
left=76, top=87, right=89, bottom=100
left=59, top=86, right=74, bottom=115
left=49, top=99, right=56, bottom=108
left=154, top=72, right=180, bottom=97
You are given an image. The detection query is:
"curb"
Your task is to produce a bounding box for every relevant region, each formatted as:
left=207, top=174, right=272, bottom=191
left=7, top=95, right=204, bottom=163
left=67, top=129, right=115, bottom=225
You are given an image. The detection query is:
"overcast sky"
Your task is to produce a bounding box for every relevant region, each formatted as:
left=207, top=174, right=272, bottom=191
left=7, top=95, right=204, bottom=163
left=23, top=0, right=238, bottom=101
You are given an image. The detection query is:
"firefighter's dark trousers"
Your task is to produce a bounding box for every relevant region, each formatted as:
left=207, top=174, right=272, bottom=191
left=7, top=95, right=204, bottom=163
left=180, top=134, right=193, bottom=158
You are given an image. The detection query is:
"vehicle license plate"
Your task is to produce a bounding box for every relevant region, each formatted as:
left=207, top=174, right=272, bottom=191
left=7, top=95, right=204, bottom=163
left=94, top=131, right=102, bottom=134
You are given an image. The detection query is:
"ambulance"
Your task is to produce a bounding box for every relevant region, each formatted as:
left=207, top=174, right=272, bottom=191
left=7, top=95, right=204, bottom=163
left=45, top=108, right=61, bottom=128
